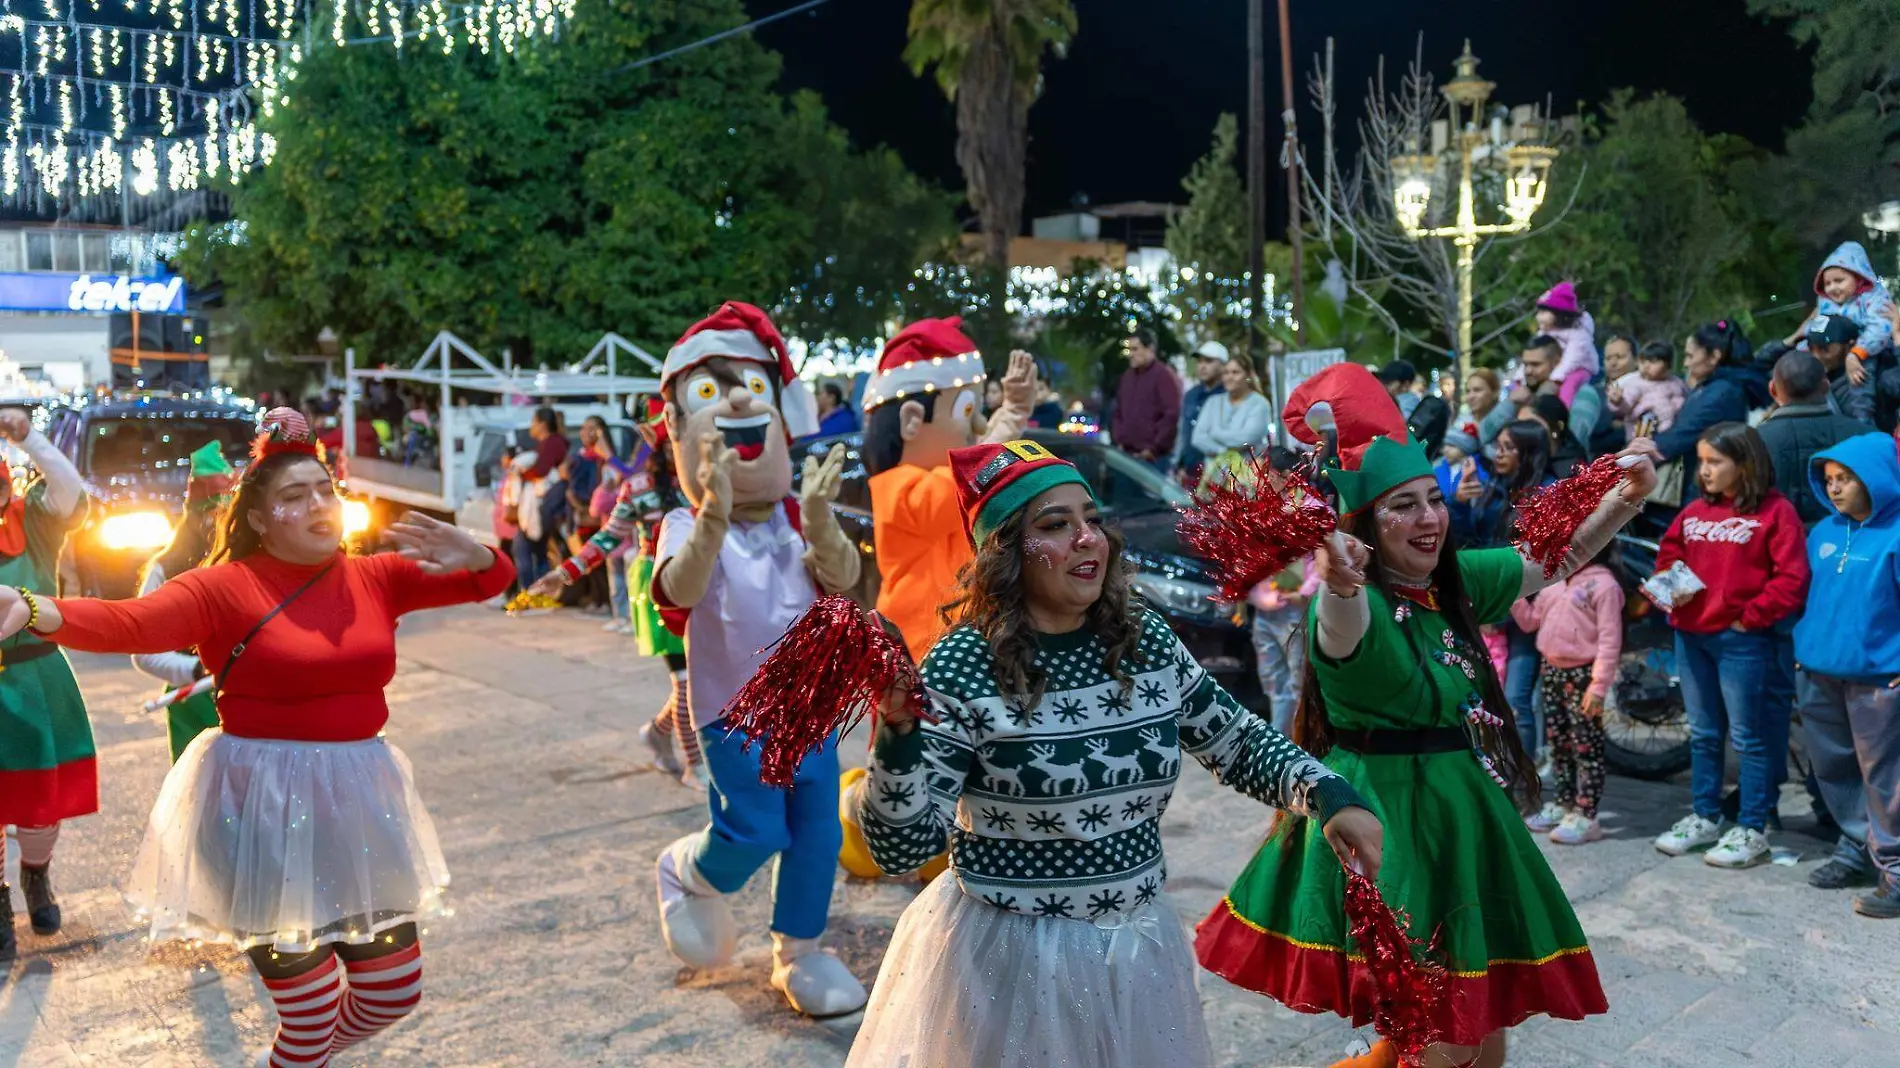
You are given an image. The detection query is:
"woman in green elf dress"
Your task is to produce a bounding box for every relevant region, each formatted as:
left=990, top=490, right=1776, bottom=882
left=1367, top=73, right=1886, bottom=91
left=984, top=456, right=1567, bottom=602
left=1194, top=364, right=1655, bottom=1068
left=0, top=405, right=90, bottom=957
left=132, top=441, right=236, bottom=761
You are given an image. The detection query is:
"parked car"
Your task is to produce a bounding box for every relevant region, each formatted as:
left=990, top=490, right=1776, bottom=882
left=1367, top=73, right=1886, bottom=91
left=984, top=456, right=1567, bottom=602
left=42, top=394, right=259, bottom=598
left=793, top=430, right=1264, bottom=707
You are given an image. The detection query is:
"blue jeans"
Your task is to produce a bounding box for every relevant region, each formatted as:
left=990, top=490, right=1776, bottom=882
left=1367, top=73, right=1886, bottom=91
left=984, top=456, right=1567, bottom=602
left=691, top=726, right=842, bottom=939
left=1676, top=628, right=1786, bottom=830
left=1506, top=620, right=1541, bottom=760
left=607, top=554, right=631, bottom=623
left=1251, top=606, right=1305, bottom=735
left=512, top=531, right=550, bottom=587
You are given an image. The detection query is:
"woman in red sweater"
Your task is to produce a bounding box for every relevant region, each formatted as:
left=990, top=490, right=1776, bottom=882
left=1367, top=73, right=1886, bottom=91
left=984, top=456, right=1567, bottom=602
left=1646, top=422, right=1809, bottom=870
left=0, top=410, right=513, bottom=1068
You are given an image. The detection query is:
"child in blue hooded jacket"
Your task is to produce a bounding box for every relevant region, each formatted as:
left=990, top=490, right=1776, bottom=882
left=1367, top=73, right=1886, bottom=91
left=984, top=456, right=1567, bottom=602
left=1793, top=431, right=1900, bottom=919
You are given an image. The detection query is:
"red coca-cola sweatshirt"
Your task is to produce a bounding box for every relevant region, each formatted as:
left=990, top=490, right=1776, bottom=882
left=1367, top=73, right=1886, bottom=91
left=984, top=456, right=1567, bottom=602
left=1654, top=490, right=1809, bottom=634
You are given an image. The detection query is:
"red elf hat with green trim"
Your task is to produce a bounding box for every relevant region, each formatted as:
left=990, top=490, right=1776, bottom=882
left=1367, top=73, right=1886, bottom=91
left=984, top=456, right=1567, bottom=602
left=950, top=439, right=1095, bottom=545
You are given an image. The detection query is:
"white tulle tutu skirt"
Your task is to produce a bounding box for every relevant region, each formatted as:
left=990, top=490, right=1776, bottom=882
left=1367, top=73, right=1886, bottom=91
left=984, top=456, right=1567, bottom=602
left=844, top=875, right=1214, bottom=1068
left=124, top=729, right=451, bottom=952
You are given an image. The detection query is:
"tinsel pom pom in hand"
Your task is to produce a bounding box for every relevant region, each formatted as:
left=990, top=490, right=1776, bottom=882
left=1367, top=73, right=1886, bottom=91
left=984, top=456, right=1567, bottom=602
left=1177, top=454, right=1338, bottom=604
left=1511, top=455, right=1627, bottom=577
left=722, top=596, right=926, bottom=787
left=1343, top=870, right=1449, bottom=1065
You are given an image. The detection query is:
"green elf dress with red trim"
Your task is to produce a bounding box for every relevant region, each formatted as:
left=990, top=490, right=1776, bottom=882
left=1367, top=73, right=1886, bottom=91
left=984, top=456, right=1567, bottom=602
left=0, top=481, right=94, bottom=825
left=1195, top=545, right=1608, bottom=1045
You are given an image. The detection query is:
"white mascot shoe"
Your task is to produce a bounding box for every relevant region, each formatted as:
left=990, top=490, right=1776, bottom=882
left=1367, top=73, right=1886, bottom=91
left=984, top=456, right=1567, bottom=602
left=655, top=835, right=737, bottom=969
left=769, top=933, right=868, bottom=1017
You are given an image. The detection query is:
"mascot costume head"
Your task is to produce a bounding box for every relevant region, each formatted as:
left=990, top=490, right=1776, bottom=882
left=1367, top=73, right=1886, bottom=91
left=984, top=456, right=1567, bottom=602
left=659, top=301, right=820, bottom=510
left=861, top=316, right=989, bottom=475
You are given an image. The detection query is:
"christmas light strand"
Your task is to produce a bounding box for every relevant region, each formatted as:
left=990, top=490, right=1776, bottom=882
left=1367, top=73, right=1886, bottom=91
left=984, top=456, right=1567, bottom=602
left=0, top=0, right=573, bottom=213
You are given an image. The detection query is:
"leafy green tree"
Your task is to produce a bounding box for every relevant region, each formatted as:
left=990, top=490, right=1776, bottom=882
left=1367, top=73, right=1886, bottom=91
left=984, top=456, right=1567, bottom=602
left=183, top=0, right=954, bottom=367
left=1748, top=0, right=1900, bottom=251
left=1503, top=92, right=1784, bottom=343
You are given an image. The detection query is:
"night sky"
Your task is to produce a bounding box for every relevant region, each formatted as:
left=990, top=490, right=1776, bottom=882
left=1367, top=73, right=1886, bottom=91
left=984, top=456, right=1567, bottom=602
left=749, top=0, right=1810, bottom=229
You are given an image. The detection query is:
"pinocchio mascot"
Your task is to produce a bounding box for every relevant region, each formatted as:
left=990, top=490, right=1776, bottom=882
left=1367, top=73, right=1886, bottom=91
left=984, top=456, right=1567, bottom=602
left=836, top=317, right=1033, bottom=881
left=647, top=301, right=870, bottom=1017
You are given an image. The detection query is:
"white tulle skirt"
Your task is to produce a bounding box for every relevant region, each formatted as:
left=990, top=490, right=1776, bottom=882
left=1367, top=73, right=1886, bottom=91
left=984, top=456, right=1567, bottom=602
left=844, top=875, right=1214, bottom=1068
left=123, top=729, right=451, bottom=953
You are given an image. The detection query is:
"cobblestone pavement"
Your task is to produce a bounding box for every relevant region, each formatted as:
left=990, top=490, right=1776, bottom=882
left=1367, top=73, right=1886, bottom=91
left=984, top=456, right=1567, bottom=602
left=1, top=605, right=1893, bottom=1067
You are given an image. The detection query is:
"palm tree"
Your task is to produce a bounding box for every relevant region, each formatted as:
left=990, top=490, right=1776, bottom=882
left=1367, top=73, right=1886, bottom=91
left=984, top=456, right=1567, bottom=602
left=905, top=0, right=1077, bottom=285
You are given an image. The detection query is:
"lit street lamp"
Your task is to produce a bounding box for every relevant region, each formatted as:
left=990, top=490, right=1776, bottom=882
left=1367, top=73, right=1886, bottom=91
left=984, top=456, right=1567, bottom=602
left=1391, top=41, right=1559, bottom=382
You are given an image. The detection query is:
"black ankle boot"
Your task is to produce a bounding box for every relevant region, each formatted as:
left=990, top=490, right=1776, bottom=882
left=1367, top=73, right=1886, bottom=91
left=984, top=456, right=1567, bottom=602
left=20, top=864, right=59, bottom=936
left=0, top=882, right=15, bottom=958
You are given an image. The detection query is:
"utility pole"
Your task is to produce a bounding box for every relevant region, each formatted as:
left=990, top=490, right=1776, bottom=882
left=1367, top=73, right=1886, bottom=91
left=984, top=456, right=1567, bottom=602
left=1278, top=0, right=1305, bottom=345
left=1245, top=0, right=1266, bottom=365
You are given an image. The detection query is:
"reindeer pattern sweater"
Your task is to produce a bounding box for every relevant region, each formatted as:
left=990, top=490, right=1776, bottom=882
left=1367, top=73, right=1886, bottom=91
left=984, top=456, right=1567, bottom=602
left=858, top=610, right=1364, bottom=921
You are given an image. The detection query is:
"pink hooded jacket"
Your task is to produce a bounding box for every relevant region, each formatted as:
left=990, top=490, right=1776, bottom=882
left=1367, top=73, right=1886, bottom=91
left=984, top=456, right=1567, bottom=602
left=1510, top=564, right=1625, bottom=698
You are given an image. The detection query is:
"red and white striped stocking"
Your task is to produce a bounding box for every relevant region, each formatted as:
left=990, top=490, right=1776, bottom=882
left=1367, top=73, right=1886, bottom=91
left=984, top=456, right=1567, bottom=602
left=260, top=954, right=342, bottom=1067
left=331, top=943, right=423, bottom=1052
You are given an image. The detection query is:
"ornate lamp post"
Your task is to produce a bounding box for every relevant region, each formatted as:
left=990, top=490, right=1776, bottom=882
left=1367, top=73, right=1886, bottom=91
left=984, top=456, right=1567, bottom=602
left=1391, top=41, right=1559, bottom=382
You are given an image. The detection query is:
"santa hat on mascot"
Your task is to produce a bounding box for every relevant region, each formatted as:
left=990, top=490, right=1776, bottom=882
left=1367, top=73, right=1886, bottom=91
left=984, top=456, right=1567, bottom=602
left=859, top=316, right=986, bottom=412
left=1281, top=361, right=1434, bottom=514
left=659, top=301, right=820, bottom=439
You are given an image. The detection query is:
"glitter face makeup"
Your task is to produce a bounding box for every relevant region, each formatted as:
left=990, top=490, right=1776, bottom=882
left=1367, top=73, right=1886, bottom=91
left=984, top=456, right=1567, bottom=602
left=1018, top=484, right=1109, bottom=630
left=249, top=457, right=344, bottom=565
left=1370, top=475, right=1448, bottom=580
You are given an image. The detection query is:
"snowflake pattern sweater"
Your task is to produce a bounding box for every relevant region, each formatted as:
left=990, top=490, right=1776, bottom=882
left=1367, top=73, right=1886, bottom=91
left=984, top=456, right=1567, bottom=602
left=858, top=610, right=1365, bottom=921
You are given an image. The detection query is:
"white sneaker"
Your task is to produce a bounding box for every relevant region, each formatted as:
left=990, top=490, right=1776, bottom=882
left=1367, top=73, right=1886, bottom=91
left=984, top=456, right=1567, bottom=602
left=1549, top=811, right=1603, bottom=846
left=639, top=722, right=684, bottom=776
left=1654, top=814, right=1724, bottom=856
left=1524, top=802, right=1566, bottom=833
left=1704, top=826, right=1771, bottom=869
left=655, top=835, right=737, bottom=968
left=678, top=764, right=709, bottom=794
left=601, top=618, right=624, bottom=632
left=770, top=934, right=868, bottom=1017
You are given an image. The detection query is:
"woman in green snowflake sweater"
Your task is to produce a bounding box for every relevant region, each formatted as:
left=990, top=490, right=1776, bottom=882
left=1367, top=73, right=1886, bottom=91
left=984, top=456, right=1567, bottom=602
left=845, top=439, right=1383, bottom=1068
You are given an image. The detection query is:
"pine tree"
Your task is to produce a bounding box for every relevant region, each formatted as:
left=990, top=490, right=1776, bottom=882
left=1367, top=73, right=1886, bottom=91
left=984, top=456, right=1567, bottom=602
left=1165, top=114, right=1251, bottom=349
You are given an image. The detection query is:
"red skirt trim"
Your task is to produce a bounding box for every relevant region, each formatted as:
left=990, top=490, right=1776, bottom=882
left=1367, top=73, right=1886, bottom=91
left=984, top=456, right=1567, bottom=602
left=1194, top=896, right=1608, bottom=1047
left=0, top=756, right=99, bottom=825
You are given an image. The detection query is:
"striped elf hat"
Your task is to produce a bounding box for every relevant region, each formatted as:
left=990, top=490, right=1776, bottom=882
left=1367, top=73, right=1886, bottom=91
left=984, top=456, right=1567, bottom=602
left=949, top=439, right=1095, bottom=546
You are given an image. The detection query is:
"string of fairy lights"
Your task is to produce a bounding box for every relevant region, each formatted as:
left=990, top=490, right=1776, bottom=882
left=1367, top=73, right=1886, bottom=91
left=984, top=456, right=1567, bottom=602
left=0, top=0, right=573, bottom=216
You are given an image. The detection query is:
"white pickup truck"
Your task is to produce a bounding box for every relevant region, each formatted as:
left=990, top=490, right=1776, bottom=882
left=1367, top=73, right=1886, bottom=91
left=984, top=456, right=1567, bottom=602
left=340, top=331, right=663, bottom=547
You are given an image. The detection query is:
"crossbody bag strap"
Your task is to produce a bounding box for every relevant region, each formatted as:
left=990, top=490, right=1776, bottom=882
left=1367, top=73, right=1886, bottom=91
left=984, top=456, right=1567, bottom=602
left=216, top=560, right=337, bottom=693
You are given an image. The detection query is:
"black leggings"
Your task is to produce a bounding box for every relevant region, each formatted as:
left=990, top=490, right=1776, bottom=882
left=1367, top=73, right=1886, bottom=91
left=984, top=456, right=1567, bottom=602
left=247, top=921, right=420, bottom=980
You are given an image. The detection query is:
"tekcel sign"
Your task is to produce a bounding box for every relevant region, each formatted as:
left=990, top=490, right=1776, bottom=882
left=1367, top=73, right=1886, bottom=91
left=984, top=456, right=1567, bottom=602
left=0, top=272, right=187, bottom=315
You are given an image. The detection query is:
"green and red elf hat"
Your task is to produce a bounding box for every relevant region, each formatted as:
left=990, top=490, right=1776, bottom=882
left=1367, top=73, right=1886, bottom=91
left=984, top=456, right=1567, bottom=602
left=950, top=438, right=1096, bottom=545
left=1282, top=362, right=1433, bottom=514
left=184, top=441, right=236, bottom=511
left=860, top=316, right=986, bottom=411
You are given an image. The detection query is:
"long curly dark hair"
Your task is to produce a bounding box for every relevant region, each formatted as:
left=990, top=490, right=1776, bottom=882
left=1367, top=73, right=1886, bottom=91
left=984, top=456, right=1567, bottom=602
left=940, top=516, right=1146, bottom=705
left=1288, top=507, right=1540, bottom=809
left=207, top=452, right=336, bottom=565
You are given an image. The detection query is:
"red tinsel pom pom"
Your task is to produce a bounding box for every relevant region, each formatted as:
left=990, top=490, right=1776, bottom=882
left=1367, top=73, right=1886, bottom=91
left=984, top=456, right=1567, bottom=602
left=1177, top=454, right=1338, bottom=604
left=1343, top=870, right=1449, bottom=1064
left=721, top=595, right=925, bottom=787
left=1512, top=455, right=1627, bottom=577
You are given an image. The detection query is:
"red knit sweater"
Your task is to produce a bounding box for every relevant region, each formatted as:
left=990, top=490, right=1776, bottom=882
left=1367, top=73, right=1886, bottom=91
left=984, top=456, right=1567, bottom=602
left=49, top=550, right=514, bottom=742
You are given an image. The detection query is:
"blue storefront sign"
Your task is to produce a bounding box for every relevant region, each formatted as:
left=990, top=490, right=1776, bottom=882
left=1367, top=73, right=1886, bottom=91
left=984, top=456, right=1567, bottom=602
left=0, top=272, right=187, bottom=314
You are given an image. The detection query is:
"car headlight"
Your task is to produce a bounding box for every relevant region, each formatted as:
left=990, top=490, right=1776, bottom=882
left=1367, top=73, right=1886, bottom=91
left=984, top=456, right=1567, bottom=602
left=97, top=510, right=173, bottom=552
left=1131, top=573, right=1229, bottom=622
left=341, top=499, right=371, bottom=537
